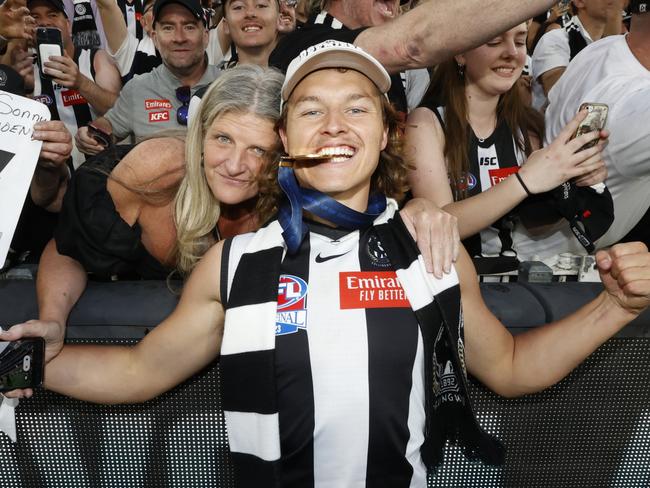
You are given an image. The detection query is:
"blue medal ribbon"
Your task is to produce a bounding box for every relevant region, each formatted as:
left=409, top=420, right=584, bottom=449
left=278, top=164, right=386, bottom=254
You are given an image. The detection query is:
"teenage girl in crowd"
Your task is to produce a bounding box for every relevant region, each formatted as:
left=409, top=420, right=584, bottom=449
left=405, top=22, right=608, bottom=263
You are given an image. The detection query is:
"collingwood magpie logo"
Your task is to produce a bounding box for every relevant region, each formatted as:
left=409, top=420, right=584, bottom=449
left=75, top=3, right=86, bottom=15
left=439, top=361, right=459, bottom=394
left=366, top=232, right=391, bottom=267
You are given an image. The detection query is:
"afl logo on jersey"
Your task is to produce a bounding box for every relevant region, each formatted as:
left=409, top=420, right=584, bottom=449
left=466, top=173, right=477, bottom=190
left=33, top=94, right=54, bottom=106
left=276, top=275, right=308, bottom=336
left=458, top=172, right=477, bottom=191
left=366, top=232, right=390, bottom=268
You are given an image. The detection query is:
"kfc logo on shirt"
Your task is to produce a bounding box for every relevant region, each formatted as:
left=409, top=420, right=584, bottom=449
left=144, top=99, right=172, bottom=110
left=149, top=111, right=170, bottom=122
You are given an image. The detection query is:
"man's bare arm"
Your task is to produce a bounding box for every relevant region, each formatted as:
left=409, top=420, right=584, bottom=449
left=461, top=242, right=650, bottom=398
left=540, top=66, right=565, bottom=96
left=94, top=0, right=129, bottom=54
left=80, top=50, right=122, bottom=114
left=44, top=51, right=121, bottom=115
left=356, top=0, right=555, bottom=73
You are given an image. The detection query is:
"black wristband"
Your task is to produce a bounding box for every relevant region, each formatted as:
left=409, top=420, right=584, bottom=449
left=515, top=171, right=532, bottom=196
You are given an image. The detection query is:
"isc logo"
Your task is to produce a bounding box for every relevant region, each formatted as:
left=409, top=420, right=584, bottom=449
left=479, top=156, right=498, bottom=166
left=149, top=111, right=169, bottom=122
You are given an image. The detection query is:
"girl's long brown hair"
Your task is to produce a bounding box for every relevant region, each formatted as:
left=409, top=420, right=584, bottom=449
left=422, top=59, right=544, bottom=200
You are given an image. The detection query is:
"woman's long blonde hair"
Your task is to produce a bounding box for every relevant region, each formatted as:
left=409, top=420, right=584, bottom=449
left=174, top=65, right=284, bottom=276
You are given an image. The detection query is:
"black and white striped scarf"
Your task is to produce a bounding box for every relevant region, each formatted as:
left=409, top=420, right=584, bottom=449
left=220, top=201, right=503, bottom=486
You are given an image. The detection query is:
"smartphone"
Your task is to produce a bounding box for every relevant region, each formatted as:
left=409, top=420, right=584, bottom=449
left=87, top=123, right=112, bottom=148
left=0, top=338, right=45, bottom=392
left=573, top=102, right=608, bottom=151
left=36, top=27, right=64, bottom=81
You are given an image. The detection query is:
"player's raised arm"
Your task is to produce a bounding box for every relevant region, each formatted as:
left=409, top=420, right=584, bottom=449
left=461, top=242, right=650, bottom=398
left=1, top=241, right=227, bottom=404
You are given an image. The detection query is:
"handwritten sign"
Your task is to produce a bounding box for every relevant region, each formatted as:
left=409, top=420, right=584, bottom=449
left=0, top=90, right=51, bottom=267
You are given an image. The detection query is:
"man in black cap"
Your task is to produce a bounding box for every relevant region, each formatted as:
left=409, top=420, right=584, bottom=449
left=29, top=0, right=122, bottom=167
left=75, top=0, right=219, bottom=154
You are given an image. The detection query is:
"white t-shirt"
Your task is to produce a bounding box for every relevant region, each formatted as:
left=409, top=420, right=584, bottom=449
left=404, top=68, right=429, bottom=111
left=531, top=16, right=593, bottom=111
left=545, top=34, right=650, bottom=248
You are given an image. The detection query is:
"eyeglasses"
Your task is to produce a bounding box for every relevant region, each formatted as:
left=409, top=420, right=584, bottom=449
left=280, top=0, right=298, bottom=7
left=176, top=86, right=191, bottom=126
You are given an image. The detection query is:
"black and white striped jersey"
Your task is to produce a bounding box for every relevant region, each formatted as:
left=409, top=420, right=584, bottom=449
left=224, top=221, right=428, bottom=487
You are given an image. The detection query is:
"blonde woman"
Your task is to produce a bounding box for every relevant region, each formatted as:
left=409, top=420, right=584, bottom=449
left=33, top=65, right=285, bottom=364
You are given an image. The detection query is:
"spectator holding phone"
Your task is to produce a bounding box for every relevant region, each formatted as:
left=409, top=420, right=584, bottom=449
left=545, top=0, right=650, bottom=248
left=28, top=0, right=121, bottom=168
left=406, top=22, right=608, bottom=265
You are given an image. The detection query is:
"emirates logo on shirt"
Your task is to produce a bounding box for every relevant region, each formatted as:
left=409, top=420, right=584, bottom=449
left=339, top=271, right=409, bottom=309
left=145, top=99, right=172, bottom=110
left=61, top=90, right=87, bottom=106
left=488, top=167, right=518, bottom=186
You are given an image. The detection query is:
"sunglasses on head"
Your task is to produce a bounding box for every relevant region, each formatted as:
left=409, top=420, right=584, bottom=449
left=176, top=86, right=191, bottom=126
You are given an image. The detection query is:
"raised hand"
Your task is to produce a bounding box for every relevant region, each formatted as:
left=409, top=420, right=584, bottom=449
left=0, top=0, right=35, bottom=41
left=0, top=319, right=66, bottom=398
left=596, top=242, right=650, bottom=318
left=400, top=197, right=460, bottom=278
left=42, top=54, right=84, bottom=90
left=518, top=109, right=609, bottom=195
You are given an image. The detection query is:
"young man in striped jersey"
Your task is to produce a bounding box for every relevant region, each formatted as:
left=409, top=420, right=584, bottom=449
left=5, top=41, right=650, bottom=487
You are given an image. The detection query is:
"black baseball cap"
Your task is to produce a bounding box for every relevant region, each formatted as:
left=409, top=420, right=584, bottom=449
left=27, top=0, right=67, bottom=17
left=153, top=0, right=206, bottom=25
left=552, top=182, right=614, bottom=253
left=629, top=0, right=648, bottom=14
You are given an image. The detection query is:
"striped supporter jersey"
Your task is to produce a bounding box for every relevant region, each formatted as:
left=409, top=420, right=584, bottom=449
left=224, top=221, right=429, bottom=487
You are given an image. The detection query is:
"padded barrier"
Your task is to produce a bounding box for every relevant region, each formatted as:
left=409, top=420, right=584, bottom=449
left=2, top=280, right=650, bottom=487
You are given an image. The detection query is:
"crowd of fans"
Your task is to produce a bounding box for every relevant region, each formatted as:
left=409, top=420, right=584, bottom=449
left=2, top=1, right=650, bottom=483
left=0, top=0, right=648, bottom=313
